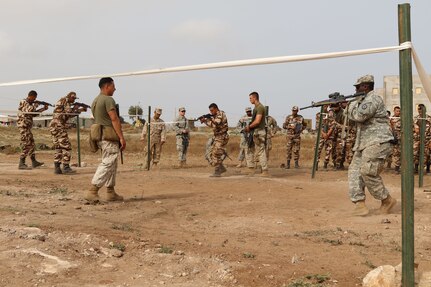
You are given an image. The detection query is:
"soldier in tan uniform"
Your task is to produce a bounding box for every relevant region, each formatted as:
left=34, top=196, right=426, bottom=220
left=283, top=106, right=306, bottom=169
left=236, top=107, right=253, bottom=167
left=17, top=90, right=49, bottom=170
left=201, top=103, right=229, bottom=177
left=390, top=106, right=401, bottom=173
left=49, top=92, right=87, bottom=174
left=141, top=108, right=166, bottom=168
left=173, top=107, right=190, bottom=167
left=413, top=104, right=431, bottom=173
left=266, top=115, right=281, bottom=160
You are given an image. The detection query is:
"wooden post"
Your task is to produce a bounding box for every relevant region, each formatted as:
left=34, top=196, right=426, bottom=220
left=147, top=106, right=151, bottom=171
left=312, top=106, right=324, bottom=178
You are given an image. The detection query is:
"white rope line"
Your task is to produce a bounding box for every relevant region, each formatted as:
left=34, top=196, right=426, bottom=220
left=0, top=42, right=412, bottom=87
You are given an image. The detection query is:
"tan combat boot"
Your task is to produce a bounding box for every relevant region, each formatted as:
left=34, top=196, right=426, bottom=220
left=380, top=195, right=397, bottom=214
left=243, top=167, right=255, bottom=176
left=85, top=185, right=100, bottom=202
left=106, top=187, right=124, bottom=201
left=258, top=170, right=270, bottom=177
left=352, top=200, right=369, bottom=216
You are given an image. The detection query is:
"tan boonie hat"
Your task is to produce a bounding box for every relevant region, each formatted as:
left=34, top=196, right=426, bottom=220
left=292, top=106, right=299, bottom=111
left=155, top=108, right=162, bottom=114
left=354, top=74, right=374, bottom=86
left=245, top=107, right=252, bottom=112
left=179, top=107, right=186, bottom=112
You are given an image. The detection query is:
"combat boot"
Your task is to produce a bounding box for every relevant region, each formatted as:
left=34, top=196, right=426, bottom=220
left=219, top=164, right=227, bottom=174
left=243, top=167, right=255, bottom=176
left=106, top=187, right=124, bottom=201
left=395, top=166, right=400, bottom=174
left=427, top=163, right=430, bottom=174
left=294, top=160, right=299, bottom=169
left=18, top=157, right=31, bottom=170
left=84, top=185, right=100, bottom=202
left=337, top=163, right=345, bottom=170
left=285, top=160, right=290, bottom=169
left=210, top=166, right=222, bottom=177
left=323, top=162, right=328, bottom=170
left=258, top=170, right=270, bottom=177
left=30, top=155, right=44, bottom=168
left=352, top=200, right=369, bottom=216
left=386, top=162, right=392, bottom=169
left=54, top=162, right=62, bottom=174
left=380, top=195, right=397, bottom=214
left=415, top=164, right=419, bottom=174
left=63, top=164, right=76, bottom=174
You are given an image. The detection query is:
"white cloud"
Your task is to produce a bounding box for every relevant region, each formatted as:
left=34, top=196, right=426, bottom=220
left=171, top=18, right=231, bottom=43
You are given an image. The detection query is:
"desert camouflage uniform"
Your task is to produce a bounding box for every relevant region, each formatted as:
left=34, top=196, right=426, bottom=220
left=283, top=114, right=306, bottom=161
left=173, top=115, right=189, bottom=163
left=347, top=91, right=394, bottom=203
left=49, top=97, right=76, bottom=165
left=333, top=108, right=346, bottom=168
left=17, top=99, right=39, bottom=159
left=204, top=111, right=229, bottom=168
left=142, top=117, right=166, bottom=166
left=265, top=116, right=281, bottom=159
left=317, top=112, right=337, bottom=166
left=390, top=116, right=401, bottom=168
left=236, top=114, right=253, bottom=167
left=413, top=114, right=431, bottom=165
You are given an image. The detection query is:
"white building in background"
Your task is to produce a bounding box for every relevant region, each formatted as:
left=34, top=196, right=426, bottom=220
left=382, top=75, right=430, bottom=112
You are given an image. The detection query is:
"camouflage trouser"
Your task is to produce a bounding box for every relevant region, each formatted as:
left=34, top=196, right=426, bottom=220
left=286, top=135, right=300, bottom=161
left=210, top=134, right=229, bottom=167
left=334, top=137, right=346, bottom=166
left=413, top=139, right=430, bottom=165
left=251, top=129, right=268, bottom=171
left=348, top=143, right=391, bottom=203
left=238, top=136, right=247, bottom=162
left=318, top=139, right=335, bottom=164
left=19, top=127, right=35, bottom=159
left=49, top=124, right=72, bottom=164
left=266, top=137, right=272, bottom=159
left=144, top=138, right=163, bottom=165
left=91, top=140, right=119, bottom=188
left=176, top=135, right=189, bottom=162
left=392, top=142, right=401, bottom=168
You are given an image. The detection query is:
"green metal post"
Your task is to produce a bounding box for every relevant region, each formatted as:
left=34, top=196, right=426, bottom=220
left=76, top=115, right=81, bottom=167
left=419, top=105, right=426, bottom=187
left=311, top=106, right=324, bottom=179
left=398, top=3, right=414, bottom=286
left=147, top=106, right=151, bottom=171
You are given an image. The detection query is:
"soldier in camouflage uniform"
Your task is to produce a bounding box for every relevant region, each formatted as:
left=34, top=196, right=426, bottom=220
left=141, top=108, right=166, bottom=168
left=283, top=106, right=306, bottom=169
left=390, top=106, right=401, bottom=173
left=347, top=75, right=396, bottom=216
left=17, top=90, right=49, bottom=170
left=413, top=104, right=431, bottom=173
left=201, top=103, right=229, bottom=177
left=344, top=120, right=357, bottom=165
left=49, top=92, right=87, bottom=174
left=317, top=109, right=337, bottom=170
left=332, top=103, right=347, bottom=170
left=173, top=107, right=189, bottom=168
left=235, top=107, right=253, bottom=167
left=266, top=115, right=281, bottom=160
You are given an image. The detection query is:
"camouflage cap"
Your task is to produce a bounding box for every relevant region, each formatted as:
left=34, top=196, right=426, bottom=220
left=179, top=107, right=186, bottom=112
left=292, top=106, right=299, bottom=111
left=154, top=108, right=162, bottom=114
left=354, top=74, right=374, bottom=86
left=245, top=107, right=252, bottom=112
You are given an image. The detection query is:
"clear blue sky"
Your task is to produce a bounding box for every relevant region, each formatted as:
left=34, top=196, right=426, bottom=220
left=0, top=0, right=429, bottom=126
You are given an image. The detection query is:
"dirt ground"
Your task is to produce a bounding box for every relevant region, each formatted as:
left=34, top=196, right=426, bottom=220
left=1, top=126, right=431, bottom=287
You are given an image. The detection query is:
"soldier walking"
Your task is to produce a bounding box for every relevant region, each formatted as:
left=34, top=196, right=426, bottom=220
left=49, top=92, right=87, bottom=174
left=283, top=106, right=306, bottom=169
left=17, top=90, right=49, bottom=170
left=173, top=107, right=189, bottom=168
left=390, top=106, right=401, bottom=173
left=236, top=107, right=252, bottom=167
left=201, top=103, right=229, bottom=177
left=141, top=108, right=166, bottom=168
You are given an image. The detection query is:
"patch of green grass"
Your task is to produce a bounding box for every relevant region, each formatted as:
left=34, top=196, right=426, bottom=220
left=111, top=242, right=126, bottom=252
left=243, top=252, right=256, bottom=259
left=322, top=238, right=342, bottom=246
left=111, top=224, right=133, bottom=232
left=287, top=274, right=330, bottom=287
left=25, top=223, right=40, bottom=228
left=159, top=246, right=173, bottom=254
left=49, top=187, right=68, bottom=195
left=349, top=241, right=365, bottom=247
left=364, top=260, right=376, bottom=269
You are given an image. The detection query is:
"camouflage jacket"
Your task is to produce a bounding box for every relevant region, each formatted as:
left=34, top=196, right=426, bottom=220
left=17, top=99, right=38, bottom=128
left=141, top=117, right=166, bottom=142
left=390, top=117, right=401, bottom=140
left=348, top=90, right=393, bottom=151
left=413, top=114, right=431, bottom=142
left=283, top=114, right=306, bottom=137
left=205, top=110, right=228, bottom=137
left=50, top=97, right=75, bottom=127
left=266, top=116, right=281, bottom=138
left=319, top=113, right=337, bottom=140
left=236, top=114, right=252, bottom=139
left=173, top=115, right=189, bottom=137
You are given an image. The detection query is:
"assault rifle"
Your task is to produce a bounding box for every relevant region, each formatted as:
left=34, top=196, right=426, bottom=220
left=300, top=92, right=366, bottom=110
left=34, top=100, right=54, bottom=107
left=73, top=102, right=91, bottom=110
left=115, top=104, right=124, bottom=164
left=193, top=113, right=213, bottom=121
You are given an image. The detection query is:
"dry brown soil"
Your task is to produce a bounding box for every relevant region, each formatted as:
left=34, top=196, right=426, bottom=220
left=0, top=126, right=431, bottom=287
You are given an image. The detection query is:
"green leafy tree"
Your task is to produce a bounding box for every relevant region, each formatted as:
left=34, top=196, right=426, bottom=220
left=128, top=105, right=143, bottom=120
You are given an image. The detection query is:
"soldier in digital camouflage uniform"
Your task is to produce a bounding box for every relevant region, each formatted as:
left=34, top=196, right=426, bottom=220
left=17, top=90, right=49, bottom=170
left=173, top=107, right=189, bottom=168
left=317, top=108, right=337, bottom=170
left=141, top=108, right=166, bottom=168
left=235, top=107, right=253, bottom=168
left=413, top=104, right=431, bottom=173
left=201, top=103, right=229, bottom=177
left=283, top=106, right=306, bottom=169
left=49, top=92, right=87, bottom=174
left=347, top=75, right=396, bottom=216
left=265, top=115, right=281, bottom=160
left=390, top=106, right=401, bottom=173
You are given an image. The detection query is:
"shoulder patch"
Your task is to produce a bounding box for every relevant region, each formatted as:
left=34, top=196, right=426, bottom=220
left=361, top=104, right=368, bottom=110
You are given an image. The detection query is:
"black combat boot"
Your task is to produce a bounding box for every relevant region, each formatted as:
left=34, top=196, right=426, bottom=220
left=63, top=164, right=75, bottom=174
left=30, top=154, right=44, bottom=168
left=54, top=162, right=62, bottom=174
left=427, top=163, right=430, bottom=174
left=323, top=162, right=328, bottom=170
left=219, top=164, right=227, bottom=174
left=210, top=166, right=221, bottom=177
left=394, top=166, right=400, bottom=174
left=18, top=157, right=31, bottom=170
left=285, top=160, right=291, bottom=169
left=294, top=160, right=299, bottom=169
left=415, top=164, right=419, bottom=174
